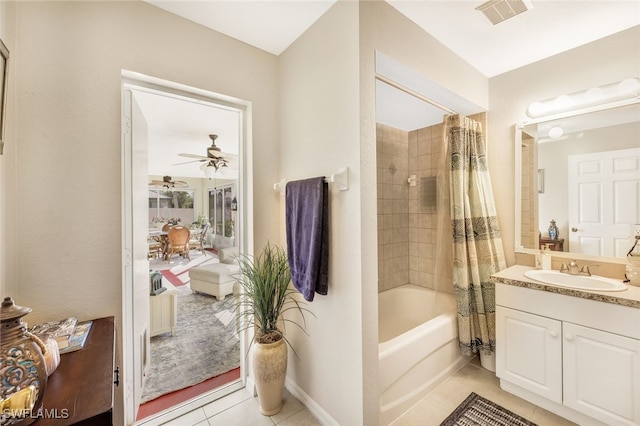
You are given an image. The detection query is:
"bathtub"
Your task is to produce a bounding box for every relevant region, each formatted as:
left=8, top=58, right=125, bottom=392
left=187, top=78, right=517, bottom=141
left=379, top=284, right=468, bottom=425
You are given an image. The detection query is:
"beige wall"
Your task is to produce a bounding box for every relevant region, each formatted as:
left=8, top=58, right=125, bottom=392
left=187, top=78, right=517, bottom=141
left=0, top=0, right=17, bottom=300
left=278, top=2, right=362, bottom=424
left=13, top=1, right=279, bottom=316
left=11, top=1, right=279, bottom=422
left=489, top=25, right=640, bottom=266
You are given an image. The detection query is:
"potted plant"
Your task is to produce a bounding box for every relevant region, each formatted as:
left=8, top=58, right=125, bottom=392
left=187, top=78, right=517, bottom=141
left=151, top=216, right=167, bottom=229
left=232, top=242, right=310, bottom=416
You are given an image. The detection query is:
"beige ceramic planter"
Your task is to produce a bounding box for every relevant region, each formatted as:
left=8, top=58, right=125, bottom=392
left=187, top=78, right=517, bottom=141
left=252, top=338, right=288, bottom=415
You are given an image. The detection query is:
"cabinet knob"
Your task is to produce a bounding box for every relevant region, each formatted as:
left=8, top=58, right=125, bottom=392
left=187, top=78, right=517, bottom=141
left=571, top=227, right=578, bottom=232
left=549, top=330, right=558, bottom=338
left=565, top=334, right=574, bottom=341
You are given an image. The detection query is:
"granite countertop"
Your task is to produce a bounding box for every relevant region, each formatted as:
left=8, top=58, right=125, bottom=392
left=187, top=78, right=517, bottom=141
left=491, top=265, right=640, bottom=309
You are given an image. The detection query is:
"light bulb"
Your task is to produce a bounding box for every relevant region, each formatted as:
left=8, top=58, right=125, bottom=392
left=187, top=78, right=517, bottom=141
left=618, top=78, right=640, bottom=95
left=584, top=87, right=603, bottom=102
left=526, top=101, right=547, bottom=117
left=554, top=95, right=572, bottom=110
left=204, top=165, right=217, bottom=179
left=548, top=127, right=564, bottom=139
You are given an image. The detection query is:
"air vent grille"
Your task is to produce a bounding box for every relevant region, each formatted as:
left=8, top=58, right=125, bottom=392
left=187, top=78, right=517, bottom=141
left=476, top=0, right=533, bottom=25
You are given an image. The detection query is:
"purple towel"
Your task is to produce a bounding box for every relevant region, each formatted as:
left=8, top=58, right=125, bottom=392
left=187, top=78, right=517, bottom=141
left=285, top=177, right=329, bottom=302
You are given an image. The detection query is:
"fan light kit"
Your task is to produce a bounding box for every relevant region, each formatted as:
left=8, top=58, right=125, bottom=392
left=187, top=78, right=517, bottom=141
left=175, top=134, right=237, bottom=179
left=149, top=175, right=187, bottom=189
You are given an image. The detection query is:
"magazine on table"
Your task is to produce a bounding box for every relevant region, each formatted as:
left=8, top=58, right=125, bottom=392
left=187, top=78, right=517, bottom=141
left=30, top=317, right=78, bottom=349
left=59, top=320, right=93, bottom=354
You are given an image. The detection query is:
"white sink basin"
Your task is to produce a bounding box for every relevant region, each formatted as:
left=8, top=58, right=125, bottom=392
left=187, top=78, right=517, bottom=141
left=523, top=270, right=627, bottom=292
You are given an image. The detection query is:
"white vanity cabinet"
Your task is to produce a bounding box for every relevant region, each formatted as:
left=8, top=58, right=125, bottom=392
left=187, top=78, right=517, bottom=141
left=496, top=307, right=562, bottom=403
left=563, top=322, right=639, bottom=424
left=496, top=282, right=640, bottom=426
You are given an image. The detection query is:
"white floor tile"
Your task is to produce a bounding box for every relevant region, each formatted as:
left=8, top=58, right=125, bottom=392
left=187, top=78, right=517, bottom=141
left=207, top=397, right=274, bottom=426
left=161, top=408, right=207, bottom=426
left=202, top=388, right=253, bottom=418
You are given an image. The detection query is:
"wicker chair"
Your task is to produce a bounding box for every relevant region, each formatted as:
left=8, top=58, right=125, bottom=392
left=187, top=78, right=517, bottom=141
left=189, top=223, right=210, bottom=255
left=148, top=237, right=163, bottom=260
left=165, top=226, right=191, bottom=262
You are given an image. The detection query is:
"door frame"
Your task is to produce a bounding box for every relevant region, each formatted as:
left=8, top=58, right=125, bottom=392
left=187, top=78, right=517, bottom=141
left=121, top=70, right=254, bottom=425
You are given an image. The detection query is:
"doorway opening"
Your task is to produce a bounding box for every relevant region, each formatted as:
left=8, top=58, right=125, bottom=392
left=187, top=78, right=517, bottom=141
left=122, top=71, right=252, bottom=425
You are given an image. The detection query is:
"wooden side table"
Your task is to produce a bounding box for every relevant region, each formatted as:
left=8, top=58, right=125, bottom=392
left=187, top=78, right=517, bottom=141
left=34, top=316, right=116, bottom=425
left=150, top=281, right=178, bottom=337
left=540, top=237, right=564, bottom=252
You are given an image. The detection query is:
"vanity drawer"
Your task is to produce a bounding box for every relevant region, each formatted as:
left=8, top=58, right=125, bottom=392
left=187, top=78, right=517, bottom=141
left=496, top=283, right=640, bottom=339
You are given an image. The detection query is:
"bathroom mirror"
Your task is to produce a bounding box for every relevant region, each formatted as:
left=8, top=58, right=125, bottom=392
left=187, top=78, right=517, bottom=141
left=514, top=99, right=640, bottom=261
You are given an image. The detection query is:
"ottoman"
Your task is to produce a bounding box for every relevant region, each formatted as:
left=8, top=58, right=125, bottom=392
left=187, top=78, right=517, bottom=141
left=189, top=262, right=240, bottom=300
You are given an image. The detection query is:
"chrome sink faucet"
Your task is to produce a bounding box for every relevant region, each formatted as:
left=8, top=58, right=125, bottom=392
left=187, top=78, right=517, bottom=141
left=559, top=260, right=598, bottom=276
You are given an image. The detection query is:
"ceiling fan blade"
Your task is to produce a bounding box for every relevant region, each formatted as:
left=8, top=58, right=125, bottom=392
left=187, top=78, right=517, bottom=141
left=221, top=152, right=238, bottom=161
left=178, top=153, right=208, bottom=160
left=173, top=159, right=206, bottom=166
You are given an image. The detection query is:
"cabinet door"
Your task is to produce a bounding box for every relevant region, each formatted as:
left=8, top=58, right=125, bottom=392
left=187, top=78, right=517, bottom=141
left=563, top=322, right=640, bottom=425
left=496, top=306, right=562, bottom=403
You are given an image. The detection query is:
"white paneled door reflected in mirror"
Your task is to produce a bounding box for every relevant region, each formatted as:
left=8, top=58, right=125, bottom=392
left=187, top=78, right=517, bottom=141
left=515, top=100, right=640, bottom=259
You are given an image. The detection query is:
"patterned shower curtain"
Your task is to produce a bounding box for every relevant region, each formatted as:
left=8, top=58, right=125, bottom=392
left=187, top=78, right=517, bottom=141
left=444, top=114, right=506, bottom=356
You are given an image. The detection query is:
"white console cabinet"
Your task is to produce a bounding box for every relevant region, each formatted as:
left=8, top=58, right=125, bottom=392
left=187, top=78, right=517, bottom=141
left=496, top=283, right=640, bottom=426
left=150, top=281, right=178, bottom=337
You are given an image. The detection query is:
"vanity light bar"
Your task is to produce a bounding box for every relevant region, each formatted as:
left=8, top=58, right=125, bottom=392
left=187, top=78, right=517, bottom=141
left=526, top=78, right=640, bottom=119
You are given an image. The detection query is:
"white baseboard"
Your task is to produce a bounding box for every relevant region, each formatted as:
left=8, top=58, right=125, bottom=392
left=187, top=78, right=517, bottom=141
left=285, top=377, right=338, bottom=426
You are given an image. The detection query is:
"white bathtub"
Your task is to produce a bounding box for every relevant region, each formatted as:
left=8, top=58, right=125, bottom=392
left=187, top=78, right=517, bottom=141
left=379, top=284, right=468, bottom=425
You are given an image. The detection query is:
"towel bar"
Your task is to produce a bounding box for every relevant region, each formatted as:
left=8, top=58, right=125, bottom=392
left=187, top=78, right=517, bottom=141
left=273, top=167, right=349, bottom=194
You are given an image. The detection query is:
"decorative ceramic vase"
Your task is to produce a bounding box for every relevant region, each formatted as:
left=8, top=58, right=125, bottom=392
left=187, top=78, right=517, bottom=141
left=548, top=219, right=559, bottom=240
left=0, top=297, right=48, bottom=425
left=252, top=338, right=287, bottom=416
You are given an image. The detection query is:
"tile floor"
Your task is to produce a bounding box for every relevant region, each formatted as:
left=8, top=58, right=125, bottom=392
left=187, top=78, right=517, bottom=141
left=161, top=387, right=320, bottom=426
left=391, top=357, right=576, bottom=426
left=162, top=357, right=577, bottom=426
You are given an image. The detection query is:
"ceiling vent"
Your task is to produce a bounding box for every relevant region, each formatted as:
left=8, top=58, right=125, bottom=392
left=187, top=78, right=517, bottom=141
left=476, top=0, right=533, bottom=25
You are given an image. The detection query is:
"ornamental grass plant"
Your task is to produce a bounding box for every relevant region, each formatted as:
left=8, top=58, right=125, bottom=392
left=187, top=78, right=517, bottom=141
left=233, top=242, right=312, bottom=351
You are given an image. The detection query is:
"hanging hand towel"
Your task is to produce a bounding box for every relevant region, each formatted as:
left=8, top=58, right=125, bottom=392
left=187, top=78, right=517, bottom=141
left=286, top=177, right=329, bottom=302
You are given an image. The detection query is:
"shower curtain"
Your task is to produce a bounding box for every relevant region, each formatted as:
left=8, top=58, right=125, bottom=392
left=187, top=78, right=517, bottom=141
left=444, top=114, right=506, bottom=359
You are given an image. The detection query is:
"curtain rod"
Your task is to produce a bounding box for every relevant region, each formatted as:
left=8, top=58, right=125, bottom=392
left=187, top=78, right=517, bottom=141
left=375, top=73, right=457, bottom=115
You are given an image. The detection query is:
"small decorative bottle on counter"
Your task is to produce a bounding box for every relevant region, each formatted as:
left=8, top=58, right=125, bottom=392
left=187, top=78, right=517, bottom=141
left=548, top=219, right=559, bottom=240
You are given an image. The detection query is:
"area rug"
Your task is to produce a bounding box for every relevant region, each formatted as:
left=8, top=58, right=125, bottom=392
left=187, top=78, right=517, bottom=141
left=158, top=253, right=218, bottom=287
left=440, top=392, right=537, bottom=426
left=141, top=287, right=240, bottom=403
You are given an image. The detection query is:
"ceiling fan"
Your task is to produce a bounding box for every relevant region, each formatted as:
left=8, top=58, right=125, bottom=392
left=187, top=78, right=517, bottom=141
left=175, top=134, right=236, bottom=174
left=149, top=175, right=188, bottom=189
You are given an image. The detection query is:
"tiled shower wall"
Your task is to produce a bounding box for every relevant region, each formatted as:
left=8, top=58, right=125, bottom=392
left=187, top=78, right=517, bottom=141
left=520, top=134, right=537, bottom=249
left=376, top=124, right=410, bottom=292
left=377, top=112, right=487, bottom=295
left=407, top=123, right=445, bottom=293
left=377, top=122, right=442, bottom=293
